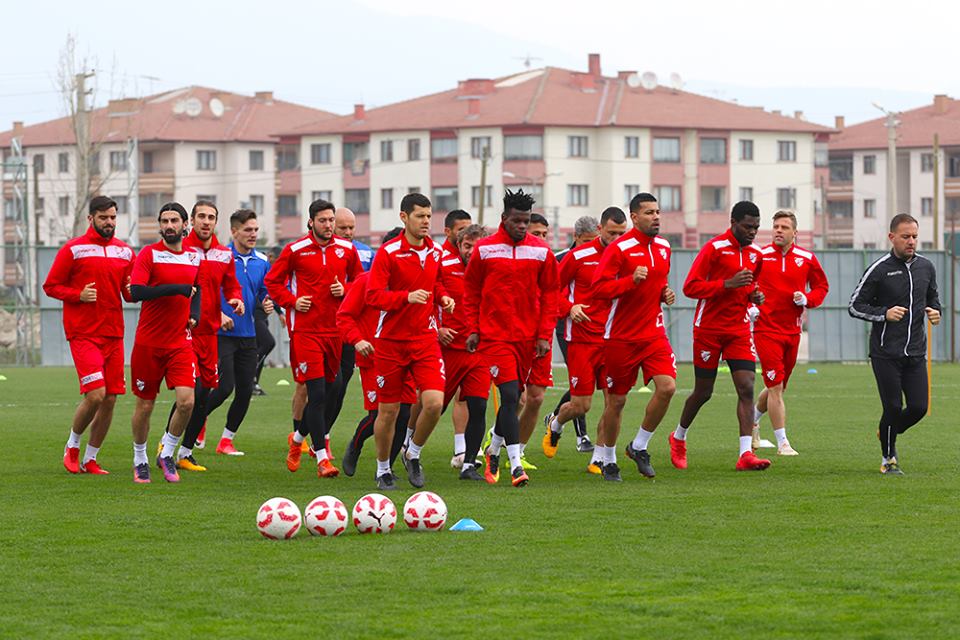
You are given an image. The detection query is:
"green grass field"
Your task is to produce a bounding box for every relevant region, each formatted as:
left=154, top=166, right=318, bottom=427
left=2, top=362, right=959, bottom=639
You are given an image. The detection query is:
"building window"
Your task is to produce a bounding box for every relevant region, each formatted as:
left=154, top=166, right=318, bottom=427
left=739, top=187, right=754, bottom=202
left=248, top=150, right=264, bottom=171
left=776, top=188, right=797, bottom=209
left=778, top=140, right=797, bottom=162
left=921, top=153, right=934, bottom=172
left=815, top=147, right=829, bottom=167
left=277, top=145, right=299, bottom=171
left=624, top=184, right=640, bottom=205
left=109, top=151, right=127, bottom=172
left=700, top=138, right=726, bottom=164
left=276, top=195, right=297, bottom=217
left=344, top=189, right=370, bottom=213
left=922, top=197, right=933, bottom=217
left=408, top=187, right=421, bottom=194
left=33, top=154, right=45, bottom=174
left=58, top=152, right=69, bottom=173
left=470, top=136, right=491, bottom=159
left=88, top=152, right=101, bottom=176
left=59, top=196, right=70, bottom=217
left=408, top=139, right=421, bottom=161
left=828, top=200, right=853, bottom=218
left=949, top=155, right=960, bottom=178
left=431, top=138, right=458, bottom=162
left=701, top=186, right=726, bottom=211
left=381, top=188, right=394, bottom=210
left=34, top=196, right=45, bottom=215
left=653, top=137, right=681, bottom=163
left=504, top=135, right=543, bottom=160
left=342, top=142, right=369, bottom=173
left=380, top=140, right=393, bottom=163
left=196, top=194, right=217, bottom=205
left=142, top=151, right=154, bottom=174
left=739, top=139, right=754, bottom=161
left=196, top=150, right=216, bottom=171
left=864, top=198, right=876, bottom=218
left=863, top=155, right=876, bottom=175
left=567, top=184, right=589, bottom=207
left=250, top=194, right=264, bottom=213
left=568, top=136, right=588, bottom=158
left=432, top=187, right=458, bottom=211
left=624, top=136, right=639, bottom=158
left=863, top=242, right=877, bottom=250
left=311, top=191, right=332, bottom=203
left=830, top=157, right=853, bottom=182
left=922, top=241, right=934, bottom=250
left=654, top=186, right=681, bottom=211
left=112, top=196, right=128, bottom=214
left=139, top=193, right=172, bottom=217
left=471, top=185, right=493, bottom=208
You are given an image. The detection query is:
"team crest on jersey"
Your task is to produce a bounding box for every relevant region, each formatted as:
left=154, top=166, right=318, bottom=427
left=376, top=375, right=385, bottom=388
left=700, top=350, right=712, bottom=362
left=428, top=316, right=438, bottom=331
left=748, top=253, right=757, bottom=263
left=659, top=248, right=667, bottom=260
left=335, top=248, right=345, bottom=258
left=571, top=377, right=579, bottom=388
left=794, top=257, right=804, bottom=267
left=490, top=365, right=500, bottom=378
left=367, top=390, right=377, bottom=403
left=766, top=370, right=776, bottom=381
left=299, top=362, right=307, bottom=374
left=606, top=376, right=614, bottom=389
left=135, top=379, right=145, bottom=391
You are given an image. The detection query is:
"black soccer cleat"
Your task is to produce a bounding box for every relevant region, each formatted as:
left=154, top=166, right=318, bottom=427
left=576, top=436, right=595, bottom=453
left=625, top=443, right=656, bottom=478
left=403, top=455, right=425, bottom=488
left=376, top=472, right=397, bottom=491
left=601, top=462, right=622, bottom=482
left=459, top=465, right=484, bottom=481
left=341, top=438, right=361, bottom=477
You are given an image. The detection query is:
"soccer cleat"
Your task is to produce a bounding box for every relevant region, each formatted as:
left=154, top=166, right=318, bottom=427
left=777, top=442, right=799, bottom=456
left=520, top=455, right=538, bottom=471
left=586, top=460, right=602, bottom=475
left=450, top=452, right=465, bottom=469
left=881, top=460, right=904, bottom=476
left=133, top=463, right=151, bottom=483
left=156, top=441, right=163, bottom=457
left=156, top=455, right=181, bottom=483
left=177, top=455, right=207, bottom=472
left=576, top=437, right=595, bottom=453
left=625, top=443, right=656, bottom=478
left=341, top=438, right=361, bottom=477
left=511, top=466, right=529, bottom=487
left=63, top=446, right=81, bottom=474
left=81, top=459, right=109, bottom=475
left=459, top=465, right=484, bottom=481
left=668, top=432, right=688, bottom=470
left=251, top=383, right=265, bottom=396
left=482, top=428, right=494, bottom=453
left=317, top=458, right=340, bottom=478
left=484, top=448, right=500, bottom=484
left=195, top=423, right=207, bottom=450
left=735, top=450, right=771, bottom=471
left=751, top=425, right=761, bottom=450
left=325, top=436, right=334, bottom=461
left=403, top=455, right=425, bottom=488
left=376, top=472, right=397, bottom=491
left=216, top=438, right=244, bottom=456
left=542, top=423, right=561, bottom=458
left=302, top=439, right=311, bottom=453
left=286, top=433, right=303, bottom=472
left=601, top=462, right=623, bottom=482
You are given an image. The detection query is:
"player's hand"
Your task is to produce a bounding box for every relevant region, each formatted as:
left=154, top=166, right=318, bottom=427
left=926, top=306, right=941, bottom=325
left=886, top=306, right=907, bottom=322
left=793, top=291, right=808, bottom=307
left=440, top=296, right=455, bottom=313
left=466, top=333, right=479, bottom=353
left=569, top=304, right=591, bottom=324
left=407, top=289, right=430, bottom=304
left=330, top=276, right=344, bottom=298
left=438, top=327, right=457, bottom=346
left=355, top=340, right=374, bottom=357
left=725, top=269, right=754, bottom=289
left=661, top=287, right=676, bottom=306
left=125, top=276, right=131, bottom=298
left=189, top=286, right=198, bottom=298
left=220, top=312, right=234, bottom=331
left=188, top=318, right=197, bottom=329
left=632, top=266, right=648, bottom=284
left=80, top=282, right=97, bottom=302
left=295, top=295, right=312, bottom=312
left=750, top=289, right=765, bottom=305
left=229, top=298, right=245, bottom=316
left=262, top=298, right=274, bottom=315
left=535, top=338, right=550, bottom=358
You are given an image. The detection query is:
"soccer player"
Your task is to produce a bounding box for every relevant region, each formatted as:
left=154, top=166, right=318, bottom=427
left=128, top=202, right=202, bottom=483
left=171, top=201, right=244, bottom=470
left=335, top=207, right=374, bottom=270
left=674, top=200, right=770, bottom=471
left=251, top=247, right=280, bottom=396
left=752, top=210, right=829, bottom=456
left=265, top=199, right=363, bottom=479
left=849, top=213, right=941, bottom=475
left=441, top=209, right=472, bottom=258
left=44, top=195, right=135, bottom=475
left=544, top=208, right=629, bottom=476
left=464, top=189, right=558, bottom=487
left=366, top=193, right=454, bottom=490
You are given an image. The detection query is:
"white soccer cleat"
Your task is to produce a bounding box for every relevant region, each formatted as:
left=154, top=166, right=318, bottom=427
left=777, top=442, right=799, bottom=456
left=450, top=453, right=465, bottom=469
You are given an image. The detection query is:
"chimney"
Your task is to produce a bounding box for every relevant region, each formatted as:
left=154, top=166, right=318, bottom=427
left=457, top=79, right=495, bottom=96
left=834, top=115, right=845, bottom=129
left=934, top=94, right=949, bottom=114
left=794, top=110, right=805, bottom=120
left=467, top=98, right=480, bottom=118
left=353, top=104, right=366, bottom=121
left=588, top=53, right=601, bottom=77
left=12, top=121, right=24, bottom=137
left=772, top=109, right=781, bottom=116
left=254, top=91, right=273, bottom=103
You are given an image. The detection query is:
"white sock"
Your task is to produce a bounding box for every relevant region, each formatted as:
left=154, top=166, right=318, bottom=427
left=293, top=431, right=305, bottom=444
left=454, top=433, right=465, bottom=454
left=462, top=460, right=475, bottom=470
left=407, top=442, right=423, bottom=460
left=632, top=427, right=654, bottom=451
left=550, top=417, right=563, bottom=434
left=316, top=447, right=329, bottom=462
left=376, top=458, right=390, bottom=476
left=739, top=435, right=752, bottom=456
left=604, top=445, right=617, bottom=465
left=67, top=431, right=81, bottom=449
left=221, top=428, right=236, bottom=441
left=506, top=444, right=522, bottom=470
left=133, top=442, right=148, bottom=466
left=674, top=425, right=688, bottom=441
left=160, top=432, right=180, bottom=458
left=774, top=428, right=788, bottom=446
left=753, top=406, right=764, bottom=424
left=177, top=445, right=192, bottom=460
left=82, top=444, right=99, bottom=464
left=489, top=433, right=505, bottom=455
left=519, top=443, right=526, bottom=457
left=404, top=427, right=414, bottom=448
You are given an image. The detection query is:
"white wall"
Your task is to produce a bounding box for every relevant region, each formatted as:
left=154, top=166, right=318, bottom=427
left=369, top=130, right=430, bottom=231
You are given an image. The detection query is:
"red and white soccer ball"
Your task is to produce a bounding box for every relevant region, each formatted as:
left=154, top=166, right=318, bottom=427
left=403, top=491, right=448, bottom=531
left=257, top=497, right=302, bottom=540
left=304, top=495, right=348, bottom=537
left=352, top=493, right=397, bottom=534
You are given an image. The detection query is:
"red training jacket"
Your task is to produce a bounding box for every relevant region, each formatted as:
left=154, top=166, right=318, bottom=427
left=754, top=243, right=829, bottom=335
left=130, top=241, right=201, bottom=348
left=336, top=271, right=376, bottom=368
left=183, top=231, right=242, bottom=336
left=439, top=252, right=470, bottom=350
left=557, top=236, right=615, bottom=344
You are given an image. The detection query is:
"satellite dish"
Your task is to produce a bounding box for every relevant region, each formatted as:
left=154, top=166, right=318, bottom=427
left=172, top=100, right=186, bottom=115
left=209, top=97, right=224, bottom=118
left=670, top=72, right=683, bottom=91
left=184, top=97, right=203, bottom=117
left=626, top=73, right=641, bottom=89
left=640, top=71, right=658, bottom=91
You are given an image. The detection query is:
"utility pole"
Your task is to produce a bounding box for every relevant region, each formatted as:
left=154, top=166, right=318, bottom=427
left=74, top=71, right=94, bottom=235
left=126, top=137, right=139, bottom=243
left=933, top=134, right=941, bottom=250
left=819, top=175, right=828, bottom=249
left=882, top=110, right=900, bottom=219
left=478, top=145, right=490, bottom=226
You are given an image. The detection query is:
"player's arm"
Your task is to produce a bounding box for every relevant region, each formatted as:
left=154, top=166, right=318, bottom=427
left=336, top=279, right=366, bottom=346
left=462, top=244, right=484, bottom=341
left=263, top=246, right=297, bottom=310
left=365, top=249, right=411, bottom=309
left=847, top=263, right=887, bottom=322
left=128, top=250, right=191, bottom=301
left=189, top=285, right=202, bottom=326
left=536, top=252, right=560, bottom=341
left=591, top=247, right=634, bottom=299
left=555, top=251, right=577, bottom=318
left=221, top=256, right=244, bottom=315
left=120, top=249, right=136, bottom=303
left=925, top=261, right=942, bottom=318
left=683, top=245, right=727, bottom=299
left=803, top=256, right=830, bottom=308
left=42, top=246, right=82, bottom=302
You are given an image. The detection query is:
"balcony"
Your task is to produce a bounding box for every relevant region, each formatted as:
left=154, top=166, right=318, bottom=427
left=138, top=171, right=175, bottom=193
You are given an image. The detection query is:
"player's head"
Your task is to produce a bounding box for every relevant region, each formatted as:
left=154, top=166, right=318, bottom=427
left=158, top=202, right=188, bottom=245
left=502, top=188, right=535, bottom=243
left=444, top=209, right=472, bottom=245
left=230, top=209, right=259, bottom=252
left=573, top=216, right=600, bottom=246
left=528, top=213, right=549, bottom=240
left=88, top=195, right=118, bottom=239
left=382, top=226, right=404, bottom=245
left=599, top=207, right=628, bottom=246
left=399, top=193, right=432, bottom=241
left=629, top=193, right=660, bottom=238
left=191, top=200, right=218, bottom=241
left=334, top=207, right=356, bottom=240
left=772, top=210, right=797, bottom=249
left=730, top=200, right=761, bottom=247
left=457, top=224, right=487, bottom=264
left=888, top=213, right=919, bottom=260
left=309, top=198, right=336, bottom=242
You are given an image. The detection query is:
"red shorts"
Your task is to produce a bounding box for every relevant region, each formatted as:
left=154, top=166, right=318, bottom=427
left=358, top=365, right=417, bottom=410
left=291, top=333, right=341, bottom=383
left=692, top=330, right=756, bottom=371
left=527, top=348, right=553, bottom=388
left=479, top=340, right=534, bottom=388
left=192, top=333, right=219, bottom=388
left=69, top=336, right=126, bottom=395
left=566, top=342, right=605, bottom=396
left=442, top=347, right=490, bottom=405
left=374, top=337, right=445, bottom=403
left=130, top=342, right=197, bottom=399
left=604, top=335, right=676, bottom=395
left=754, top=332, right=801, bottom=389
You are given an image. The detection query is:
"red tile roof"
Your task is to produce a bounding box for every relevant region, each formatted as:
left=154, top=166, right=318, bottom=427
left=830, top=95, right=960, bottom=151
left=0, top=86, right=337, bottom=148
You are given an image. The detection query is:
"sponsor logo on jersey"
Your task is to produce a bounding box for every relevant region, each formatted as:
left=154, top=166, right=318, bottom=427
left=80, top=371, right=104, bottom=385
left=794, top=257, right=804, bottom=267
left=887, top=270, right=903, bottom=276
left=300, top=251, right=316, bottom=257
left=376, top=375, right=385, bottom=388
left=700, top=350, right=712, bottom=362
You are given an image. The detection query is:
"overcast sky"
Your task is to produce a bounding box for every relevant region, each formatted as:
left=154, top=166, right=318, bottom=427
left=1, top=0, right=955, bottom=131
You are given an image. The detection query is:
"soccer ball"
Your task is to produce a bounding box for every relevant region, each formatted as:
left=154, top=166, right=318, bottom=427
left=352, top=493, right=397, bottom=534
left=257, top=497, right=302, bottom=540
left=403, top=491, right=448, bottom=531
left=304, top=495, right=348, bottom=537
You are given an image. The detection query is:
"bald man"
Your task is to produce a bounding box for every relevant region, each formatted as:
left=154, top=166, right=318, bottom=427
left=335, top=208, right=373, bottom=271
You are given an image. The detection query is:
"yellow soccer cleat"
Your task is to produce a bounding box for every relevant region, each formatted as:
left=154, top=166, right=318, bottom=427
left=177, top=455, right=207, bottom=472
left=542, top=424, right=560, bottom=458
left=586, top=460, right=602, bottom=475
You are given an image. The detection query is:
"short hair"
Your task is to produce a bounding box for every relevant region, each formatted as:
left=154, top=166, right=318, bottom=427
left=230, top=209, right=257, bottom=228
left=444, top=209, right=472, bottom=229
left=308, top=199, right=336, bottom=219
left=629, top=192, right=657, bottom=213
left=192, top=199, right=218, bottom=218
left=503, top=188, right=535, bottom=213
left=456, top=223, right=487, bottom=246
left=382, top=226, right=404, bottom=244
left=89, top=195, right=117, bottom=215
left=529, top=213, right=549, bottom=227
left=731, top=200, right=760, bottom=221
left=600, top=207, right=627, bottom=225
left=890, top=213, right=919, bottom=232
left=158, top=201, right=188, bottom=223
left=574, top=216, right=599, bottom=235
left=401, top=192, right=431, bottom=213
left=773, top=210, right=797, bottom=229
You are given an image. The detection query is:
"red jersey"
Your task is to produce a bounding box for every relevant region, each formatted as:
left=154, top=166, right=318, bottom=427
left=336, top=271, right=376, bottom=368
left=439, top=253, right=469, bottom=350
left=43, top=226, right=135, bottom=340
left=183, top=231, right=242, bottom=336
left=265, top=233, right=363, bottom=336
left=557, top=236, right=614, bottom=344
left=130, top=241, right=201, bottom=348
left=591, top=228, right=672, bottom=342
left=441, top=238, right=457, bottom=258
left=366, top=234, right=446, bottom=339
left=683, top=229, right=763, bottom=335
left=462, top=225, right=558, bottom=344
left=755, top=243, right=829, bottom=335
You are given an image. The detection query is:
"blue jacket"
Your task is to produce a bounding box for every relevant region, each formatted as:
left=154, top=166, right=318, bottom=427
left=354, top=239, right=373, bottom=271
left=219, top=243, right=270, bottom=338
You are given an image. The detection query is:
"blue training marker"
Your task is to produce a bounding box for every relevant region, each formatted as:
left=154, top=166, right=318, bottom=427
left=449, top=518, right=484, bottom=532
left=807, top=368, right=818, bottom=374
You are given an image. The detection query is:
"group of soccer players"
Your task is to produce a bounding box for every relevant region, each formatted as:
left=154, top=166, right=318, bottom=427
left=50, top=184, right=940, bottom=485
